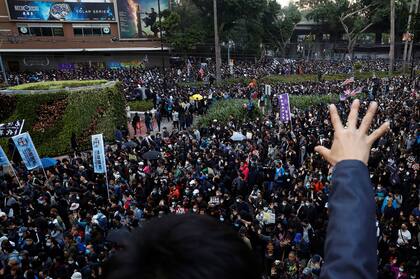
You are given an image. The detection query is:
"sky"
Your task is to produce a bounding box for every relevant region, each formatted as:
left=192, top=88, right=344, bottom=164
left=277, top=0, right=294, bottom=6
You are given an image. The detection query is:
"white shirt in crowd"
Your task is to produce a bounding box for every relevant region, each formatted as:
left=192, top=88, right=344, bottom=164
left=172, top=111, right=179, bottom=122
left=397, top=229, right=411, bottom=246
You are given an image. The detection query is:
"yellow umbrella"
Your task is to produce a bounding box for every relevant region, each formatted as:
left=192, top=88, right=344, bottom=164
left=190, top=94, right=204, bottom=101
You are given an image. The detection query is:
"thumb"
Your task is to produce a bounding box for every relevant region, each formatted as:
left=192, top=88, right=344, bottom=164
left=315, top=146, right=332, bottom=163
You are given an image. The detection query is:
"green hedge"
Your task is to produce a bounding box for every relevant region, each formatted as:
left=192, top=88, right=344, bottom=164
left=0, top=94, right=17, bottom=120
left=196, top=99, right=261, bottom=128
left=8, top=80, right=108, bottom=90
left=128, top=100, right=154, bottom=111
left=1, top=82, right=126, bottom=156
left=289, top=95, right=338, bottom=109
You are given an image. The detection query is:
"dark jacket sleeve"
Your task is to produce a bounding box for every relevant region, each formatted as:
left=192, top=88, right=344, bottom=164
left=320, top=160, right=377, bottom=279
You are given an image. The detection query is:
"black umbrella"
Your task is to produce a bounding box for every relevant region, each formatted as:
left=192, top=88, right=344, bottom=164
left=142, top=150, right=162, bottom=160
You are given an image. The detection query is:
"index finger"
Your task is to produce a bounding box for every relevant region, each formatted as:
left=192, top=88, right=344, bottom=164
left=329, top=104, right=344, bottom=131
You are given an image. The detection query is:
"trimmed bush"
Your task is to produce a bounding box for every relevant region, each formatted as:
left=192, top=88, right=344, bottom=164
left=0, top=94, right=17, bottom=120
left=1, top=81, right=126, bottom=156
left=289, top=95, right=338, bottom=109
left=196, top=99, right=261, bottom=128
left=354, top=62, right=363, bottom=70
left=8, top=80, right=108, bottom=90
left=128, top=100, right=154, bottom=111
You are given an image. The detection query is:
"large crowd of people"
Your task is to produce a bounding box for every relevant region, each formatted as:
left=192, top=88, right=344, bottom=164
left=3, top=58, right=396, bottom=100
left=0, top=59, right=419, bottom=279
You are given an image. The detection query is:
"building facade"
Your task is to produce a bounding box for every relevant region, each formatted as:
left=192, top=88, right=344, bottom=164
left=0, top=0, right=170, bottom=72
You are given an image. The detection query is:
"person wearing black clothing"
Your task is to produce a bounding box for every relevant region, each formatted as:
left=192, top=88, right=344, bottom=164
left=132, top=113, right=140, bottom=135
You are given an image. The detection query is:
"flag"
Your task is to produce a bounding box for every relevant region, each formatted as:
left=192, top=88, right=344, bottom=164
left=278, top=93, right=291, bottom=123
left=198, top=68, right=205, bottom=78
left=0, top=146, right=10, bottom=167
left=12, top=132, right=42, bottom=170
left=339, top=94, right=348, bottom=101
left=341, top=77, right=354, bottom=86
left=0, top=120, right=25, bottom=138
left=344, top=89, right=351, bottom=96
left=92, top=134, right=107, bottom=174
left=350, top=87, right=363, bottom=96
left=402, top=32, right=413, bottom=42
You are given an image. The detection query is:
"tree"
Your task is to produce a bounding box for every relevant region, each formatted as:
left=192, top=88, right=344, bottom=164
left=161, top=0, right=302, bottom=57
left=306, top=0, right=407, bottom=58
left=339, top=0, right=381, bottom=58
left=261, top=2, right=302, bottom=56
left=192, top=0, right=268, bottom=55
left=389, top=0, right=395, bottom=73
left=297, top=0, right=328, bottom=9
left=306, top=0, right=348, bottom=42
left=160, top=0, right=206, bottom=54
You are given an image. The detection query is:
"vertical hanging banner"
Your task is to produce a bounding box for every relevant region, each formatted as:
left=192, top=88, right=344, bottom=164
left=92, top=134, right=107, bottom=174
left=12, top=132, right=42, bottom=170
left=0, top=146, right=10, bottom=167
left=278, top=93, right=291, bottom=123
left=264, top=84, right=271, bottom=96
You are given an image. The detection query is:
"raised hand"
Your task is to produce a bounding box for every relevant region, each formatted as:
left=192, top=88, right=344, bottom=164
left=315, top=99, right=390, bottom=166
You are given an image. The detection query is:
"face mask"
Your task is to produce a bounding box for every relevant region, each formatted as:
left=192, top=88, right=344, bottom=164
left=68, top=260, right=74, bottom=265
left=399, top=267, right=404, bottom=272
left=305, top=202, right=310, bottom=206
left=46, top=241, right=52, bottom=247
left=282, top=202, right=287, bottom=206
left=236, top=199, right=241, bottom=203
left=193, top=208, right=198, bottom=213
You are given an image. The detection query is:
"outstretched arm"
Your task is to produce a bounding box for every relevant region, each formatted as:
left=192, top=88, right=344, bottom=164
left=316, top=100, right=389, bottom=279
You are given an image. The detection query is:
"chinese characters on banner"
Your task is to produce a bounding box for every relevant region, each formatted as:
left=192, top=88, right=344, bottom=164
left=0, top=120, right=24, bottom=138
left=278, top=93, right=291, bottom=123
left=264, top=84, right=271, bottom=96
left=92, top=134, right=107, bottom=174
left=11, top=132, right=42, bottom=170
left=0, top=146, right=10, bottom=167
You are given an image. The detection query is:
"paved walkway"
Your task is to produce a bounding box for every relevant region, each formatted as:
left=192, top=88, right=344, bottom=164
left=127, top=118, right=174, bottom=138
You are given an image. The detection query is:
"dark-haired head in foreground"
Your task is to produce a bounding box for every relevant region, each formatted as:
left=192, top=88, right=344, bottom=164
left=106, top=215, right=260, bottom=279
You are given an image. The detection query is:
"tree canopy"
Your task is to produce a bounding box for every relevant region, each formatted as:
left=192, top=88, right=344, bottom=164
left=161, top=0, right=301, bottom=56
left=160, top=0, right=412, bottom=58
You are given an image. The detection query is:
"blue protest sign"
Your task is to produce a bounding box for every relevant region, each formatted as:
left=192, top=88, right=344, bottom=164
left=92, top=134, right=107, bottom=174
left=0, top=146, right=10, bottom=167
left=12, top=132, right=42, bottom=170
